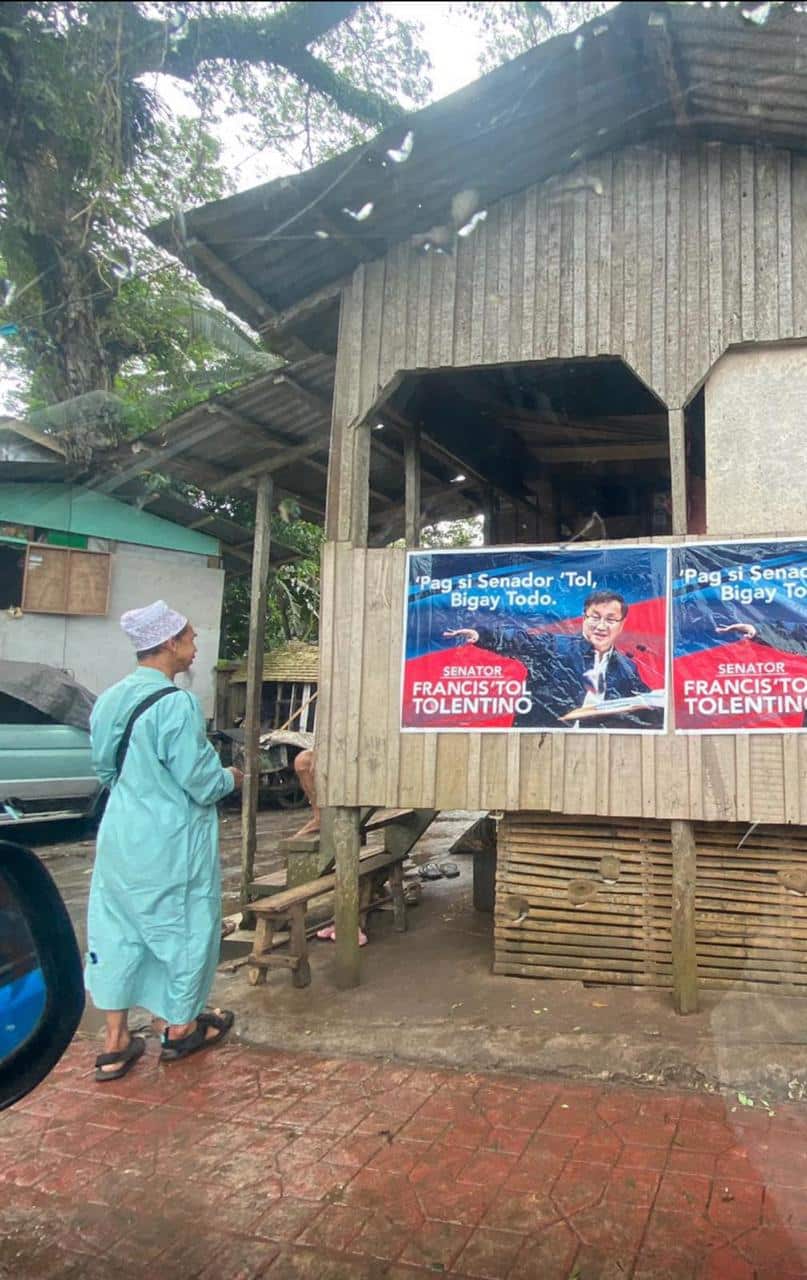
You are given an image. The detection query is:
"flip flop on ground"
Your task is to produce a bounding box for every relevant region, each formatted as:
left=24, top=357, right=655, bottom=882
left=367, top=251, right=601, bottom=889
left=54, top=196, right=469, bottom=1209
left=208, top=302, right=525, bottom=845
left=417, top=863, right=443, bottom=880
left=439, top=861, right=461, bottom=878
left=160, top=1009, right=235, bottom=1062
left=94, top=1035, right=146, bottom=1083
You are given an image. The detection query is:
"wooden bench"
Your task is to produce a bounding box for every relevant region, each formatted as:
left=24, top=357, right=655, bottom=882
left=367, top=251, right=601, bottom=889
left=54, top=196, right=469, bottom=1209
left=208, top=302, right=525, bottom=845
left=246, top=846, right=408, bottom=988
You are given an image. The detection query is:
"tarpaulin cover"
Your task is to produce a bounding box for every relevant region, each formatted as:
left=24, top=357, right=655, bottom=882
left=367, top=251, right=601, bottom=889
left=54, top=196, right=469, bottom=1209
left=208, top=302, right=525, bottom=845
left=672, top=540, right=807, bottom=732
left=403, top=546, right=669, bottom=733
left=0, top=660, right=95, bottom=732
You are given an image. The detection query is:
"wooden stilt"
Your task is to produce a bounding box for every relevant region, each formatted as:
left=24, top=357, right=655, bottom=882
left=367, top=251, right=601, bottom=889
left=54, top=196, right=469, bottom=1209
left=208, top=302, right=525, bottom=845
left=333, top=805, right=362, bottom=989
left=671, top=819, right=699, bottom=1014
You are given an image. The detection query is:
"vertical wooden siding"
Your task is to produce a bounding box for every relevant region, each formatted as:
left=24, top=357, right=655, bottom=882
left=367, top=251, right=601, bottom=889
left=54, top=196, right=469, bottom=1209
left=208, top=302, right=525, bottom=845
left=319, top=140, right=807, bottom=820
left=328, top=140, right=807, bottom=543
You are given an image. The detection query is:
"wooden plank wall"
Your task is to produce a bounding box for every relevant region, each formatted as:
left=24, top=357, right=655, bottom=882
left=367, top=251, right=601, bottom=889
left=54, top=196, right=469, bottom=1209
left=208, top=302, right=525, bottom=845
left=327, top=140, right=807, bottom=542
left=318, top=139, right=807, bottom=821
left=495, top=813, right=807, bottom=995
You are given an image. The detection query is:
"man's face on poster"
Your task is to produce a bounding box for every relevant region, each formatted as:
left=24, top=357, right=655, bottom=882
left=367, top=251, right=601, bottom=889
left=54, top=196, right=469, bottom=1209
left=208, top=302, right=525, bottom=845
left=581, top=597, right=626, bottom=654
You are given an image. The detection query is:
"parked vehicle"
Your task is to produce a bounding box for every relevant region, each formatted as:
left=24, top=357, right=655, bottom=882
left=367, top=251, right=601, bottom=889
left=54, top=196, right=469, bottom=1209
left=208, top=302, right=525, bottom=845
left=0, top=837, right=84, bottom=1109
left=0, top=661, right=103, bottom=826
left=214, top=727, right=313, bottom=809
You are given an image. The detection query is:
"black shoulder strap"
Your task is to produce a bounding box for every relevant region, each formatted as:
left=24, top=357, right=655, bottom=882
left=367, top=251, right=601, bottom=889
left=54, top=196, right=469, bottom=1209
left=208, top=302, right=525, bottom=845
left=114, top=686, right=180, bottom=777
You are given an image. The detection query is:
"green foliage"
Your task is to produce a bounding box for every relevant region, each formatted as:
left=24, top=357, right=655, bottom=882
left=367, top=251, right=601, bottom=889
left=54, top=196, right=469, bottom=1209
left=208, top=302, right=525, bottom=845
left=419, top=516, right=484, bottom=549
left=220, top=517, right=325, bottom=659
left=0, top=2, right=432, bottom=409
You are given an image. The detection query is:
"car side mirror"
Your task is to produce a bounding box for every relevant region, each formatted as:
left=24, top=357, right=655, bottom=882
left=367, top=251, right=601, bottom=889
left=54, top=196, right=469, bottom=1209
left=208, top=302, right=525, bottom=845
left=0, top=840, right=84, bottom=1110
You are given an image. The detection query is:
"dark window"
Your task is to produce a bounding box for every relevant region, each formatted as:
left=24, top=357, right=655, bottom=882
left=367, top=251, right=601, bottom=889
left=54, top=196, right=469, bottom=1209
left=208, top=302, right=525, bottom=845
left=0, top=543, right=25, bottom=609
left=0, top=693, right=53, bottom=726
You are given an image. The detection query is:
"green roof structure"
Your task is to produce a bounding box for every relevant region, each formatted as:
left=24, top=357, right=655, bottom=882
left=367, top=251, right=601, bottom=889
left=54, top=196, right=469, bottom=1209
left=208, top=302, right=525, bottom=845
left=0, top=483, right=219, bottom=557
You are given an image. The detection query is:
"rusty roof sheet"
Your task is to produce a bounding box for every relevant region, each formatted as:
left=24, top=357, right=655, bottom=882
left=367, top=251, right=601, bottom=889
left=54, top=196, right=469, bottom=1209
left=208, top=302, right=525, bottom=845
left=151, top=1, right=807, bottom=328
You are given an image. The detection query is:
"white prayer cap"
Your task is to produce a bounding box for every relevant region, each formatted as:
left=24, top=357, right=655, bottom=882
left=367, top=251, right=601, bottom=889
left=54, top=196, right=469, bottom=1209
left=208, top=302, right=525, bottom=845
left=120, top=600, right=188, bottom=651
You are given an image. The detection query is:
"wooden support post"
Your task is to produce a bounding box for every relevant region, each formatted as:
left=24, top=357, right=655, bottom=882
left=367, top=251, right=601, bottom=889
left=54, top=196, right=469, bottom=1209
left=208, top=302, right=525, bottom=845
left=404, top=426, right=421, bottom=547
left=333, top=806, right=362, bottom=989
left=668, top=406, right=688, bottom=536
left=240, top=473, right=273, bottom=928
left=534, top=474, right=556, bottom=543
left=671, top=819, right=699, bottom=1014
left=483, top=487, right=497, bottom=546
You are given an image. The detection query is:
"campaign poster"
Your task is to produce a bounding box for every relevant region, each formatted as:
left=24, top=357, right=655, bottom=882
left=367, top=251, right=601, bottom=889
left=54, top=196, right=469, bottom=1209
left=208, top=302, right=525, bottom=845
left=402, top=546, right=669, bottom=733
left=672, top=540, right=807, bottom=733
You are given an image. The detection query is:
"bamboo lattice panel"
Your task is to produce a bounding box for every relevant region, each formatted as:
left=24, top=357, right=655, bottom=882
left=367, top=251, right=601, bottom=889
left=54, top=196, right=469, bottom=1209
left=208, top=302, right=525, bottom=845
left=495, top=813, right=674, bottom=987
left=495, top=813, right=807, bottom=993
left=691, top=822, right=807, bottom=995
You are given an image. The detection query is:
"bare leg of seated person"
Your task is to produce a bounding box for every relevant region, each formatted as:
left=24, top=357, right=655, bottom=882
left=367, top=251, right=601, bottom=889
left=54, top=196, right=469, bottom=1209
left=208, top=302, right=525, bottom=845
left=293, top=748, right=321, bottom=837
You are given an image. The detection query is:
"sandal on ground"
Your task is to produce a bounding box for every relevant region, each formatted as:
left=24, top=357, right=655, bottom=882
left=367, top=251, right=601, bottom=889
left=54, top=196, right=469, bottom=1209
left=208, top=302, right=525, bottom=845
left=94, top=1035, right=146, bottom=1083
left=160, top=1009, right=235, bottom=1062
left=439, top=861, right=461, bottom=878
left=417, top=863, right=443, bottom=881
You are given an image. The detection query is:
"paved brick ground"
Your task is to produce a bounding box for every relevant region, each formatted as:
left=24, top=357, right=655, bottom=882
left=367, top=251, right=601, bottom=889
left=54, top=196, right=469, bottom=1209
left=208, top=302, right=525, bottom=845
left=2, top=1039, right=807, bottom=1279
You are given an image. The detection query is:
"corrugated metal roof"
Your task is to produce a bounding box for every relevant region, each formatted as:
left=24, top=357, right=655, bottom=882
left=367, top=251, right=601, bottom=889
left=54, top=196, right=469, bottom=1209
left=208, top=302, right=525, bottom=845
left=151, top=1, right=807, bottom=328
left=0, top=484, right=220, bottom=557
left=230, top=641, right=319, bottom=684
left=85, top=352, right=478, bottom=543
left=111, top=485, right=303, bottom=574
left=88, top=354, right=335, bottom=527
left=0, top=420, right=67, bottom=482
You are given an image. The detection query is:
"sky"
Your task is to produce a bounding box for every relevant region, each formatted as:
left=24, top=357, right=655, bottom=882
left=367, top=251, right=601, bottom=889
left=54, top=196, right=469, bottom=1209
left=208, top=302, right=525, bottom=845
left=217, top=2, right=488, bottom=191
left=386, top=1, right=487, bottom=96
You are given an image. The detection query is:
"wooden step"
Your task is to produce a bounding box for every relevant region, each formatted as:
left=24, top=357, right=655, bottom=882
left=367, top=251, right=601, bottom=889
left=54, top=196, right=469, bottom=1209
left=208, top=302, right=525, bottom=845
left=250, top=868, right=288, bottom=895
left=362, top=808, right=416, bottom=832
left=278, top=835, right=319, bottom=855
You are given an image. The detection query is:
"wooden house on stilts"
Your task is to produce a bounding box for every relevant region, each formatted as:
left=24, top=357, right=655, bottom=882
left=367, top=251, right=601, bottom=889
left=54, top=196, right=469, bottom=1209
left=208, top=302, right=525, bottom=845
left=154, top=1, right=807, bottom=1010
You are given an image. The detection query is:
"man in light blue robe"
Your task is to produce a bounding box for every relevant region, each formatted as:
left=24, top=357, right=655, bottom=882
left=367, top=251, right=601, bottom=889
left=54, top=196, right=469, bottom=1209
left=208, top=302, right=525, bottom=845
left=86, top=600, right=243, bottom=1081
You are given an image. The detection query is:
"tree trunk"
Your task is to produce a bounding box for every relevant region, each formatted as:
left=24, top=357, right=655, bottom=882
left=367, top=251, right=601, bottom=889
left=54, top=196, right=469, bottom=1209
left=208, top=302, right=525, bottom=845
left=40, top=255, right=117, bottom=402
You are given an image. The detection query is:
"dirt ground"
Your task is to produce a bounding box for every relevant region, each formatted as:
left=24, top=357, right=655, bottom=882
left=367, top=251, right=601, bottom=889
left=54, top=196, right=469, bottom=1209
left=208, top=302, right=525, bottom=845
left=24, top=807, right=807, bottom=1104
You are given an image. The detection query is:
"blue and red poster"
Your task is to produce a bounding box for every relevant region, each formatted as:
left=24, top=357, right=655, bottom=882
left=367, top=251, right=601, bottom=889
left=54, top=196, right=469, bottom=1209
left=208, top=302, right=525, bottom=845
left=672, top=540, right=807, bottom=733
left=402, top=546, right=669, bottom=732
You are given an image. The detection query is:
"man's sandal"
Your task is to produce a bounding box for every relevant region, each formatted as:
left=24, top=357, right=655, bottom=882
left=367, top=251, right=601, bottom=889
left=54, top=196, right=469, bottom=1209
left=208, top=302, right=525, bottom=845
left=159, top=1009, right=234, bottom=1062
left=94, top=1035, right=146, bottom=1083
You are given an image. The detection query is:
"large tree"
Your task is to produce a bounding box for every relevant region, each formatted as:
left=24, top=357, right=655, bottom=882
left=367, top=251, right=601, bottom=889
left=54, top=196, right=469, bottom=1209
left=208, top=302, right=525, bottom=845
left=0, top=2, right=429, bottom=408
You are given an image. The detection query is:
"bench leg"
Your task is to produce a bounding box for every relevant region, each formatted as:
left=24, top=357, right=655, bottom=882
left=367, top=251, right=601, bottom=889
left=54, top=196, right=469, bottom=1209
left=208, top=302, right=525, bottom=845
left=358, top=875, right=373, bottom=929
left=390, top=862, right=407, bottom=933
left=288, top=903, right=311, bottom=988
left=248, top=916, right=271, bottom=986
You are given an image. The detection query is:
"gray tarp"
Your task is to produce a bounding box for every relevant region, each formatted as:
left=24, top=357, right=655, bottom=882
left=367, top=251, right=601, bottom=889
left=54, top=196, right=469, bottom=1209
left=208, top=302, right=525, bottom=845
left=0, top=660, right=95, bottom=732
